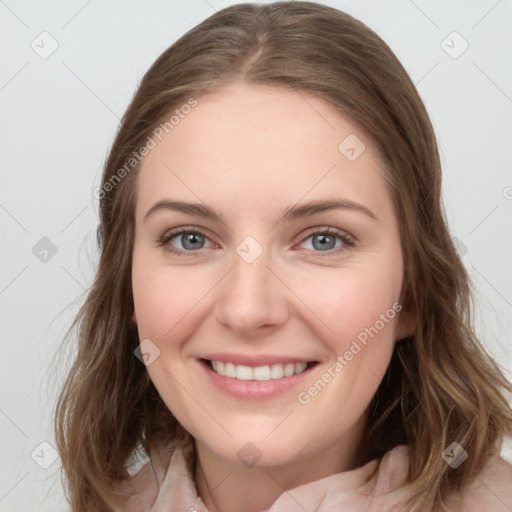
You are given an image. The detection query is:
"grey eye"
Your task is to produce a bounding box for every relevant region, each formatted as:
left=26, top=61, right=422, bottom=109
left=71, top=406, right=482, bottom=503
left=176, top=232, right=206, bottom=251
left=311, top=233, right=337, bottom=251
left=301, top=233, right=344, bottom=252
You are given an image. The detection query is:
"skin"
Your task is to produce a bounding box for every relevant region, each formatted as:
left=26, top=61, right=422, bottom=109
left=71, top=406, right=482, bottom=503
left=131, top=80, right=414, bottom=512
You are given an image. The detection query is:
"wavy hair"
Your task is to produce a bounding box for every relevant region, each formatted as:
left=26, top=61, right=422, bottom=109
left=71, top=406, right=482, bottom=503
left=54, top=2, right=512, bottom=510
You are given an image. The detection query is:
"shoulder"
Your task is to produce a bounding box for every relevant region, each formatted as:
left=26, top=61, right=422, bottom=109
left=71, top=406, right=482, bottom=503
left=114, top=439, right=200, bottom=512
left=442, top=454, right=512, bottom=511
left=113, top=442, right=177, bottom=511
left=374, top=445, right=512, bottom=512
left=114, top=462, right=160, bottom=512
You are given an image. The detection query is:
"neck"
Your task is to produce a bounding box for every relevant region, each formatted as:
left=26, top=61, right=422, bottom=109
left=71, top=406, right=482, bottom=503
left=194, top=420, right=369, bottom=512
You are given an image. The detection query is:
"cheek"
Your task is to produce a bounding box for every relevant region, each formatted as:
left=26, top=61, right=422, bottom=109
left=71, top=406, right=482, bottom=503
left=287, top=261, right=403, bottom=344
left=293, top=267, right=402, bottom=426
left=131, top=259, right=205, bottom=423
left=131, top=258, right=213, bottom=340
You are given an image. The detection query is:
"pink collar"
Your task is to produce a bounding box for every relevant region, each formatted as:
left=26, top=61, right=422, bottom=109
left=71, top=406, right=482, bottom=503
left=118, top=439, right=512, bottom=511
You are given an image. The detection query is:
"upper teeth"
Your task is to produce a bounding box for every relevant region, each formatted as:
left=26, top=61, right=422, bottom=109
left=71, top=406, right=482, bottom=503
left=211, top=361, right=308, bottom=381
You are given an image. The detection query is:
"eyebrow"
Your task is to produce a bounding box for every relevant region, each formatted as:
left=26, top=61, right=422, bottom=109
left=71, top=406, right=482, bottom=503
left=143, top=198, right=378, bottom=224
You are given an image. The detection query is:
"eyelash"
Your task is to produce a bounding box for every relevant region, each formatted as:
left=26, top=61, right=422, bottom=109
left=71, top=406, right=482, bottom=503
left=156, top=226, right=355, bottom=258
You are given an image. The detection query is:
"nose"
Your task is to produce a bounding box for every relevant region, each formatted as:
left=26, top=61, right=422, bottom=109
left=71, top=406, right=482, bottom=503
left=215, top=247, right=290, bottom=337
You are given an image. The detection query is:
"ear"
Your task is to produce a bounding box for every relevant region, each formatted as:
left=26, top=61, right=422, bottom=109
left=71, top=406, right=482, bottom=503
left=395, top=307, right=417, bottom=342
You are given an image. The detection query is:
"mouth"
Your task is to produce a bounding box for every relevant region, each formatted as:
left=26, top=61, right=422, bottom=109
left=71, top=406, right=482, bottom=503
left=201, top=358, right=318, bottom=381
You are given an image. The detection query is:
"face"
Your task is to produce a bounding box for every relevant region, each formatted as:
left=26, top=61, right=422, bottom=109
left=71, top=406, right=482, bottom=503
left=132, top=81, right=409, bottom=469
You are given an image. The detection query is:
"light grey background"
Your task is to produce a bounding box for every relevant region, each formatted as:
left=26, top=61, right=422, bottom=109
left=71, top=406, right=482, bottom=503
left=1, top=0, right=511, bottom=510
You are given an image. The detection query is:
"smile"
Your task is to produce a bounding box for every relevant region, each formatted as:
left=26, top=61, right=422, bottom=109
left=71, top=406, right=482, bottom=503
left=208, top=360, right=313, bottom=381
left=198, top=357, right=319, bottom=400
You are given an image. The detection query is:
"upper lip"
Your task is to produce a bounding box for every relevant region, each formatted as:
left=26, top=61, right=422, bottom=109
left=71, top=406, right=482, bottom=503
left=200, top=353, right=317, bottom=367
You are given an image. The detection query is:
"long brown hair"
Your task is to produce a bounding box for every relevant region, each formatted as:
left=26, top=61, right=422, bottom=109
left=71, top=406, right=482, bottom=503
left=55, top=2, right=512, bottom=510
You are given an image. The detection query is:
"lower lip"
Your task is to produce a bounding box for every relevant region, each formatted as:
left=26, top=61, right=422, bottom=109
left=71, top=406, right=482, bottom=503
left=198, top=359, right=317, bottom=400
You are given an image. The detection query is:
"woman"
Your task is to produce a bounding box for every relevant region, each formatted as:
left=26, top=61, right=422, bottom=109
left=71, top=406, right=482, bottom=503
left=55, top=2, right=512, bottom=511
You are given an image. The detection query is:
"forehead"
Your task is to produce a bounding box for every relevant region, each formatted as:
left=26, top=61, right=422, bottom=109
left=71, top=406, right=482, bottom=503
left=135, top=81, right=393, bottom=222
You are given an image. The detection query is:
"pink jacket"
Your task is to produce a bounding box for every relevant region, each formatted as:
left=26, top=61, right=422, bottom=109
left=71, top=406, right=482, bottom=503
left=118, top=440, right=512, bottom=511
